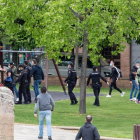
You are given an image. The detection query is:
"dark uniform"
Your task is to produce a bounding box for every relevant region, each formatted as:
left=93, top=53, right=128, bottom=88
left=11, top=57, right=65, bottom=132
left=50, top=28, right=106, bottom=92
left=25, top=65, right=32, bottom=103
left=87, top=68, right=107, bottom=106
left=15, top=67, right=28, bottom=104
left=109, top=66, right=122, bottom=95
left=64, top=67, right=78, bottom=105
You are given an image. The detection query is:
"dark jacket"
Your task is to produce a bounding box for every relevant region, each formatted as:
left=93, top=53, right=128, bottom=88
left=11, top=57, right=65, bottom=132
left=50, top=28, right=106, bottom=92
left=15, top=69, right=28, bottom=84
left=25, top=65, right=32, bottom=81
left=64, top=68, right=77, bottom=84
left=75, top=122, right=100, bottom=140
left=129, top=66, right=138, bottom=81
left=87, top=71, right=107, bottom=86
left=32, top=65, right=44, bottom=81
left=110, top=66, right=120, bottom=80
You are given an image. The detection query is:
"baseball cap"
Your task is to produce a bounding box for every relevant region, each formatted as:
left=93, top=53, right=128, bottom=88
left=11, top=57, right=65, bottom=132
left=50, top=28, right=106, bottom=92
left=9, top=62, right=15, bottom=65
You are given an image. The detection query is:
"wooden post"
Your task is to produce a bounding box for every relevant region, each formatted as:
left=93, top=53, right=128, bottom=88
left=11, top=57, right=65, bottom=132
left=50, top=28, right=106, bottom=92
left=52, top=59, right=67, bottom=95
left=45, top=57, right=49, bottom=89
left=133, top=124, right=140, bottom=140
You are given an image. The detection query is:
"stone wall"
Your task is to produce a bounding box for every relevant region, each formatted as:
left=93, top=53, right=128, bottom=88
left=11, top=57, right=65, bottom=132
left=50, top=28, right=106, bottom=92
left=0, top=87, right=14, bottom=140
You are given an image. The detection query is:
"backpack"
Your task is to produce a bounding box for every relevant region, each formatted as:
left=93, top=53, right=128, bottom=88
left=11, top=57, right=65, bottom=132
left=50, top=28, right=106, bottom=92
left=27, top=66, right=32, bottom=79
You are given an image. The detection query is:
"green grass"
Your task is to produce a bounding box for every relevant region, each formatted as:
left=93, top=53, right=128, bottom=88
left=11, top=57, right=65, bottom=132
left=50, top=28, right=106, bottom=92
left=15, top=87, right=139, bottom=139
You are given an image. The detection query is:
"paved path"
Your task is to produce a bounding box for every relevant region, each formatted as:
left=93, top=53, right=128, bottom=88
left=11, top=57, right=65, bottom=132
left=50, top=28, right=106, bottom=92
left=14, top=90, right=106, bottom=102
left=14, top=124, right=132, bottom=140
left=14, top=124, right=77, bottom=140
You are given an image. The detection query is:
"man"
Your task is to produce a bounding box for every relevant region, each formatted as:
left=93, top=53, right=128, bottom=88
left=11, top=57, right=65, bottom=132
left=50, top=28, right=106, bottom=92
left=135, top=67, right=140, bottom=104
left=64, top=62, right=78, bottom=105
left=75, top=115, right=100, bottom=140
left=1, top=62, right=19, bottom=101
left=87, top=66, right=109, bottom=106
left=8, top=62, right=19, bottom=101
left=24, top=60, right=32, bottom=103
left=31, top=59, right=44, bottom=99
left=106, top=60, right=125, bottom=97
left=34, top=86, right=55, bottom=140
left=129, top=62, right=140, bottom=101
left=14, top=64, right=28, bottom=104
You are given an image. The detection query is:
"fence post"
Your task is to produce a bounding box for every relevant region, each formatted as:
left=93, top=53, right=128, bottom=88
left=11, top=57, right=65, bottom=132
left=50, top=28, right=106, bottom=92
left=133, top=124, right=140, bottom=140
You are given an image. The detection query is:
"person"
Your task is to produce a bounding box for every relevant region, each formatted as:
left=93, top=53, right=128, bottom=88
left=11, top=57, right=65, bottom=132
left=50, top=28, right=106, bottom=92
left=8, top=62, right=19, bottom=101
left=87, top=66, right=109, bottom=106
left=75, top=115, right=100, bottom=140
left=129, top=62, right=140, bottom=101
left=34, top=86, right=55, bottom=140
left=31, top=59, right=44, bottom=100
left=135, top=67, right=140, bottom=104
left=4, top=71, right=13, bottom=92
left=106, top=60, right=125, bottom=97
left=64, top=62, right=78, bottom=105
left=1, top=62, right=19, bottom=101
left=24, top=60, right=32, bottom=103
left=14, top=64, right=28, bottom=104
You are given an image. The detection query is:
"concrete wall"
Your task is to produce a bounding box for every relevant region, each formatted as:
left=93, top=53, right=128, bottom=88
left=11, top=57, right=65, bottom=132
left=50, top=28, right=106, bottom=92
left=0, top=87, right=14, bottom=140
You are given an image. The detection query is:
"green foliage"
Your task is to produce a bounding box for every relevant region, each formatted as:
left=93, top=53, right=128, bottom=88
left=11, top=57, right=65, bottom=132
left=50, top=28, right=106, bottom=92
left=0, top=0, right=140, bottom=63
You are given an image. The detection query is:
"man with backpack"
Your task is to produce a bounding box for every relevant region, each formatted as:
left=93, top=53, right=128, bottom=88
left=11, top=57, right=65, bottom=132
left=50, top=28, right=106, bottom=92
left=24, top=60, right=32, bottom=103
left=31, top=59, right=44, bottom=100
left=106, top=60, right=125, bottom=97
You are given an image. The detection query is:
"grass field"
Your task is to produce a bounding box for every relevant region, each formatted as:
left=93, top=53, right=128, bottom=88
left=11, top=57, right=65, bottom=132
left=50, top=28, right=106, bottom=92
left=15, top=87, right=140, bottom=139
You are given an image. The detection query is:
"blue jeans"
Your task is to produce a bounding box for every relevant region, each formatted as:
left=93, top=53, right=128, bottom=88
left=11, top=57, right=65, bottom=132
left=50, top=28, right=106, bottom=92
left=13, top=85, right=19, bottom=98
left=34, top=80, right=42, bottom=97
left=137, top=83, right=140, bottom=101
left=39, top=110, right=52, bottom=138
left=130, top=80, right=139, bottom=99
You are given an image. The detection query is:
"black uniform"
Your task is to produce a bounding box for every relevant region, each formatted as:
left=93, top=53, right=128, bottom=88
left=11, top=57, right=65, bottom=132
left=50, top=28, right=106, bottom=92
left=15, top=69, right=28, bottom=103
left=64, top=68, right=78, bottom=104
left=109, top=66, right=122, bottom=95
left=87, top=71, right=107, bottom=106
left=25, top=65, right=32, bottom=103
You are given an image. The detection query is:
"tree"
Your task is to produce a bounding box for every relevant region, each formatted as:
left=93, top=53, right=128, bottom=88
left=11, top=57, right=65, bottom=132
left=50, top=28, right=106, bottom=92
left=1, top=0, right=140, bottom=114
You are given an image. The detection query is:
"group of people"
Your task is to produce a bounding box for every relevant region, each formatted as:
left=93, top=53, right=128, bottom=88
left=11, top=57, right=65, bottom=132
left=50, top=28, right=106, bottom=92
left=0, top=59, right=44, bottom=104
left=129, top=61, right=140, bottom=103
left=65, top=60, right=125, bottom=107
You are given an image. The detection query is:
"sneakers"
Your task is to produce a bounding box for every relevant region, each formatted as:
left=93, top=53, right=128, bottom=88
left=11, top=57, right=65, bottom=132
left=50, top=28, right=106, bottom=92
left=16, top=98, right=19, bottom=102
left=133, top=97, right=136, bottom=101
left=129, top=98, right=133, bottom=101
left=121, top=92, right=125, bottom=97
left=38, top=136, right=43, bottom=139
left=48, top=136, right=52, bottom=140
left=135, top=100, right=139, bottom=104
left=106, top=95, right=111, bottom=97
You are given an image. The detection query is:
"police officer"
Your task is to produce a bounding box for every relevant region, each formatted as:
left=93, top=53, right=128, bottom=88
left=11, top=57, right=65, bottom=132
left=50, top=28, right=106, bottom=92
left=24, top=60, right=32, bottom=103
left=87, top=66, right=109, bottom=106
left=14, top=64, right=28, bottom=104
left=64, top=62, right=78, bottom=105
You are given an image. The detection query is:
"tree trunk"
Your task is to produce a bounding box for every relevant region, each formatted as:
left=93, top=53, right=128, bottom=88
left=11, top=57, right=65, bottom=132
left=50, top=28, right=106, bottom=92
left=79, top=29, right=88, bottom=114
left=74, top=44, right=79, bottom=72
